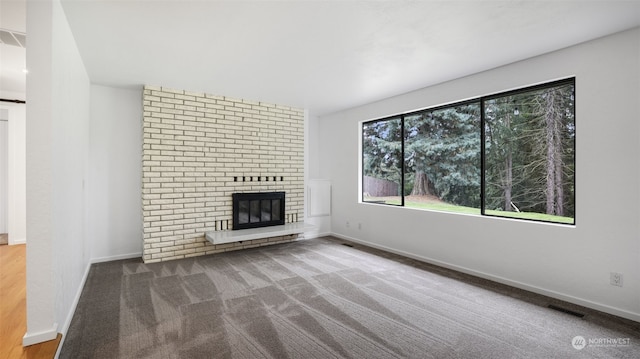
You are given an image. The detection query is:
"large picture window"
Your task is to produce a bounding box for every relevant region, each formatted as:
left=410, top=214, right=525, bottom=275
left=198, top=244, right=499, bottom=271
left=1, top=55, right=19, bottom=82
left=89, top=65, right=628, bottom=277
left=361, top=78, right=575, bottom=225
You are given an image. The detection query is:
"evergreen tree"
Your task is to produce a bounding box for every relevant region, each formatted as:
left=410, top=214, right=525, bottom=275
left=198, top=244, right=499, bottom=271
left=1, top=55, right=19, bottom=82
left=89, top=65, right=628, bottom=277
left=362, top=80, right=574, bottom=221
left=404, top=104, right=481, bottom=207
left=484, top=83, right=574, bottom=217
left=362, top=118, right=402, bottom=195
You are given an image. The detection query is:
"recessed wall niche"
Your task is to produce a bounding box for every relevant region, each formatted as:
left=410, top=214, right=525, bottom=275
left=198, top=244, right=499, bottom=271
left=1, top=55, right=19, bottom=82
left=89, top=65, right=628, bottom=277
left=142, top=86, right=304, bottom=263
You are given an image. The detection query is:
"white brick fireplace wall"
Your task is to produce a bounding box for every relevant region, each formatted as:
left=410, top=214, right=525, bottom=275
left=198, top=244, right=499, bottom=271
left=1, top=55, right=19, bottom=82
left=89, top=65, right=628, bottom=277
left=142, top=86, right=304, bottom=263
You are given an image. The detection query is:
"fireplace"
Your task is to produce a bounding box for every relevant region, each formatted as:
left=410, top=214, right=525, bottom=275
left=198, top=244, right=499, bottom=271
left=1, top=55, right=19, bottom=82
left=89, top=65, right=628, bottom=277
left=232, top=192, right=286, bottom=230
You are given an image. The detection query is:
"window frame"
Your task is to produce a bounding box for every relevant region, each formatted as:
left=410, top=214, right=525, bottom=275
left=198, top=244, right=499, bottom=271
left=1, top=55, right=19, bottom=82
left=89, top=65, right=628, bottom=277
left=361, top=116, right=405, bottom=207
left=360, top=77, right=576, bottom=226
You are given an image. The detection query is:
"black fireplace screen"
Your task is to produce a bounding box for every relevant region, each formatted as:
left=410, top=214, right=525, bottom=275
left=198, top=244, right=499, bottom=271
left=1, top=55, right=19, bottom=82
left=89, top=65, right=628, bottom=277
left=232, top=192, right=285, bottom=230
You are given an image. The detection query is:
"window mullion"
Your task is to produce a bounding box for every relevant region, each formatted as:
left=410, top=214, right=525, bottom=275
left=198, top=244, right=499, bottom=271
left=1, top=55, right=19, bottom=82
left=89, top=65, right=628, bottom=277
left=480, top=98, right=486, bottom=216
left=401, top=115, right=405, bottom=207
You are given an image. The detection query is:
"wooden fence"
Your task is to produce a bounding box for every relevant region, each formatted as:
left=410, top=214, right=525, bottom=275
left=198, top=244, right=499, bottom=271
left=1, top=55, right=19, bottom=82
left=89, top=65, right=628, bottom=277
left=363, top=176, right=399, bottom=197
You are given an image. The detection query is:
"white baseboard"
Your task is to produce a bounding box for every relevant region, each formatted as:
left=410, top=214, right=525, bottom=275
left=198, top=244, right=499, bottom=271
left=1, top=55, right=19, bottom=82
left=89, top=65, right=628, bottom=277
left=55, top=251, right=142, bottom=358
left=91, top=252, right=142, bottom=264
left=303, top=231, right=332, bottom=239
left=23, top=323, right=58, bottom=346
left=59, top=262, right=91, bottom=336
left=54, top=260, right=91, bottom=358
left=60, top=252, right=141, bottom=336
left=330, top=232, right=640, bottom=323
left=9, top=237, right=26, bottom=245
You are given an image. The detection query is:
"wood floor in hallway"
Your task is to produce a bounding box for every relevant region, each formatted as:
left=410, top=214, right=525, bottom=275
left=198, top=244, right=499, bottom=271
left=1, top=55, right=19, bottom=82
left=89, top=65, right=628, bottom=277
left=0, top=243, right=61, bottom=359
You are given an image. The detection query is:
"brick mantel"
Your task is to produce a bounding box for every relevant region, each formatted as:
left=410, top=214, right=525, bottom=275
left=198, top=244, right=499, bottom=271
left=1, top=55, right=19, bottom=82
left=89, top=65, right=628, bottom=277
left=142, top=86, right=304, bottom=263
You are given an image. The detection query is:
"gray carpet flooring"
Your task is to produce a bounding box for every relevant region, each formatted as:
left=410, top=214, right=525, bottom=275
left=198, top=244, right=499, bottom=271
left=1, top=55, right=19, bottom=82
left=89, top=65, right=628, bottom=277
left=61, top=236, right=640, bottom=358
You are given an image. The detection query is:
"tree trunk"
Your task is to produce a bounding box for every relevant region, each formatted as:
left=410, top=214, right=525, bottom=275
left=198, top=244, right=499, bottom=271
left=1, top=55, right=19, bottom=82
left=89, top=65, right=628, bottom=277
left=545, top=123, right=555, bottom=214
left=553, top=106, right=564, bottom=216
left=503, top=112, right=513, bottom=211
left=545, top=90, right=563, bottom=215
left=411, top=170, right=430, bottom=196
left=504, top=150, right=512, bottom=211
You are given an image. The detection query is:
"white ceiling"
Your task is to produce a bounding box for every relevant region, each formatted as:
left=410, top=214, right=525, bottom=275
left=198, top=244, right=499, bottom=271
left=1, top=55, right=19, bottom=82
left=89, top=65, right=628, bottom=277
left=4, top=1, right=640, bottom=115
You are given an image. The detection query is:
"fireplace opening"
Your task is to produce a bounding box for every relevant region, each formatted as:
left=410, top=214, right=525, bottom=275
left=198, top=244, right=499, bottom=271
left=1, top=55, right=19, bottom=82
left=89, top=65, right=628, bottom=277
left=232, top=192, right=285, bottom=230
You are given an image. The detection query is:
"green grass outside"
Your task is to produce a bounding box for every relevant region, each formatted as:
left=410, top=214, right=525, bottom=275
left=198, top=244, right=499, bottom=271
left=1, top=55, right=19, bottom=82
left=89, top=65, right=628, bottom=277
left=483, top=209, right=574, bottom=224
left=364, top=197, right=574, bottom=224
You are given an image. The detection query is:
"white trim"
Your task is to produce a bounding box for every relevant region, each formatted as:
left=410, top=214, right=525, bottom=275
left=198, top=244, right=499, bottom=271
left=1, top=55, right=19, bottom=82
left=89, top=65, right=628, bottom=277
left=54, top=252, right=142, bottom=358
left=330, top=232, right=640, bottom=323
left=9, top=237, right=26, bottom=245
left=22, top=323, right=58, bottom=346
left=59, top=262, right=91, bottom=335
left=303, top=231, right=332, bottom=239
left=54, top=261, right=90, bottom=358
left=91, top=252, right=142, bottom=264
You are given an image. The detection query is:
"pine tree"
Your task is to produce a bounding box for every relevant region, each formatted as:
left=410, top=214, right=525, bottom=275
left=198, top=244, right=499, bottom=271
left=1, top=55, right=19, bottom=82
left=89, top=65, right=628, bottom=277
left=404, top=104, right=480, bottom=207
left=484, top=83, right=574, bottom=218
left=362, top=118, right=403, bottom=197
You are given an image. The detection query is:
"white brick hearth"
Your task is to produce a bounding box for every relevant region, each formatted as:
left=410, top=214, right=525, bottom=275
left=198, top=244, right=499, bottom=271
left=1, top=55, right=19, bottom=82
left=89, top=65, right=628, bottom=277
left=142, top=86, right=304, bottom=263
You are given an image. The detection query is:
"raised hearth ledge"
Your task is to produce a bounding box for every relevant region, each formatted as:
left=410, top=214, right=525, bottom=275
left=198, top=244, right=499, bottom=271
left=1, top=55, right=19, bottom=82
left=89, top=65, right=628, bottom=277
left=205, top=222, right=315, bottom=245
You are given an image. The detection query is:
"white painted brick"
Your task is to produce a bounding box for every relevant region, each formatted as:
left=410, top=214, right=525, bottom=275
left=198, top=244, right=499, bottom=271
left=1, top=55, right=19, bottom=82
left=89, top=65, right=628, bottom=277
left=143, top=86, right=303, bottom=263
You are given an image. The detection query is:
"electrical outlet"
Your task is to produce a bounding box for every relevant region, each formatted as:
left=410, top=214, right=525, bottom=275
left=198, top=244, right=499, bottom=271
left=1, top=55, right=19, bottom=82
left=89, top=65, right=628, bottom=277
left=346, top=221, right=350, bottom=228
left=610, top=272, right=623, bottom=287
left=358, top=223, right=362, bottom=230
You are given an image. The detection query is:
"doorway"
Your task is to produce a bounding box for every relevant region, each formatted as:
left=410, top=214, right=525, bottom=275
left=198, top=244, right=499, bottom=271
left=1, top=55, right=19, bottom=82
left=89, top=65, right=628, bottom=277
left=0, top=108, right=8, bottom=245
left=0, top=104, right=26, bottom=245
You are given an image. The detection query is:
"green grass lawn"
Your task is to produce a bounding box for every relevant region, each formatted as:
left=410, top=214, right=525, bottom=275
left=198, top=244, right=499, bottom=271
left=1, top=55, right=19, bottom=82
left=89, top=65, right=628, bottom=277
left=365, top=197, right=574, bottom=224
left=404, top=200, right=481, bottom=215
left=483, top=209, right=574, bottom=224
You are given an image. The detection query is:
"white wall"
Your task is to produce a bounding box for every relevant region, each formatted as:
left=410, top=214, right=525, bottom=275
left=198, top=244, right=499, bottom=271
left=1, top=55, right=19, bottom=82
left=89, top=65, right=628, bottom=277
left=88, top=85, right=143, bottom=261
left=25, top=0, right=56, bottom=344
left=315, top=28, right=640, bottom=321
left=25, top=0, right=91, bottom=345
left=51, top=0, right=91, bottom=336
